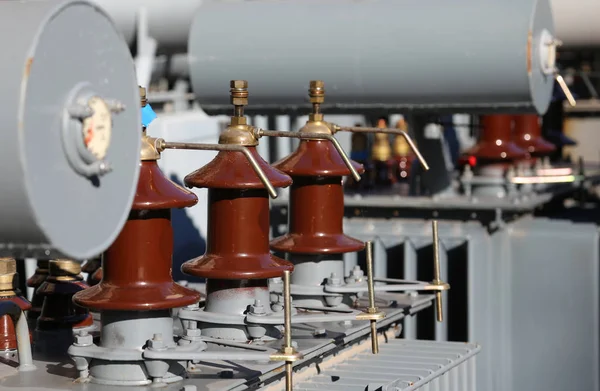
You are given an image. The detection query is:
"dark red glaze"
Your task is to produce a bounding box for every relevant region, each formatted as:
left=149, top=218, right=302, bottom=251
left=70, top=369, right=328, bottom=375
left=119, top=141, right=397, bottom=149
left=274, top=140, right=364, bottom=177
left=36, top=278, right=92, bottom=331
left=271, top=177, right=364, bottom=254
left=135, top=161, right=198, bottom=209
left=182, top=189, right=293, bottom=279
left=75, top=216, right=201, bottom=310
left=0, top=296, right=31, bottom=351
left=0, top=315, right=16, bottom=350
left=513, top=115, right=556, bottom=157
left=184, top=147, right=292, bottom=189
left=270, top=140, right=364, bottom=254
left=182, top=146, right=293, bottom=280
left=26, top=260, right=49, bottom=323
left=74, top=161, right=201, bottom=311
left=463, top=115, right=527, bottom=164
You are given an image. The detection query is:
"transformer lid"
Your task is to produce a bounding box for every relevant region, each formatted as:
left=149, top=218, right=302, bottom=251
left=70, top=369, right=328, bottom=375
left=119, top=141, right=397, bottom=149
left=274, top=140, right=364, bottom=177
left=184, top=147, right=292, bottom=189
left=181, top=253, right=293, bottom=280
left=134, top=161, right=198, bottom=210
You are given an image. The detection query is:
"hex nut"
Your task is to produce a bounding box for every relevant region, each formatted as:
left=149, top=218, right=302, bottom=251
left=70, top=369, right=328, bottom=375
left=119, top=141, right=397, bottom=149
left=185, top=328, right=202, bottom=338
left=75, top=333, right=93, bottom=346
left=230, top=80, right=248, bottom=89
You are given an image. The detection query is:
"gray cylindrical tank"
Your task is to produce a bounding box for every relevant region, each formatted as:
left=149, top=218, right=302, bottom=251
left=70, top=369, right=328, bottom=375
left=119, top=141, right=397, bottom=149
left=189, top=0, right=556, bottom=115
left=0, top=0, right=141, bottom=260
left=551, top=0, right=600, bottom=48
left=90, top=0, right=203, bottom=54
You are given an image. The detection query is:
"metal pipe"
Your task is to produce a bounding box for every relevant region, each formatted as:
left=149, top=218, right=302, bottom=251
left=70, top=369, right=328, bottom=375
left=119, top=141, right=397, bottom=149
left=334, top=126, right=429, bottom=171
left=155, top=140, right=278, bottom=199
left=254, top=129, right=362, bottom=182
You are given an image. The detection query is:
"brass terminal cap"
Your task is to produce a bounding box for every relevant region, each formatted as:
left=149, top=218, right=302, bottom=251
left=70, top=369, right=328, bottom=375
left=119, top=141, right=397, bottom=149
left=309, top=80, right=325, bottom=104
left=140, top=131, right=161, bottom=161
left=230, top=80, right=249, bottom=106
left=139, top=86, right=147, bottom=107
left=50, top=259, right=81, bottom=276
left=0, top=258, right=16, bottom=276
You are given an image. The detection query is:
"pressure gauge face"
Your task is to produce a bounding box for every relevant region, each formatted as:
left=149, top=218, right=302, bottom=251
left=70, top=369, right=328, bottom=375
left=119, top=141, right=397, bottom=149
left=82, top=96, right=112, bottom=160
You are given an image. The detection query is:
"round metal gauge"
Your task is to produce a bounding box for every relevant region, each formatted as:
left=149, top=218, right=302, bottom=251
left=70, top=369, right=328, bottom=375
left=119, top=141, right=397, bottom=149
left=82, top=97, right=113, bottom=160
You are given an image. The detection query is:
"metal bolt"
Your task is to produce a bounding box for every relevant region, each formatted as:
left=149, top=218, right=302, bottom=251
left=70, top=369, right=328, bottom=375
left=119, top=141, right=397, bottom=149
left=148, top=333, right=165, bottom=350
left=250, top=299, right=266, bottom=315
left=313, top=329, right=327, bottom=337
left=98, top=161, right=112, bottom=175
left=74, top=330, right=93, bottom=346
left=327, top=273, right=342, bottom=287
left=106, top=99, right=126, bottom=113
left=351, top=266, right=364, bottom=278
left=69, top=105, right=94, bottom=120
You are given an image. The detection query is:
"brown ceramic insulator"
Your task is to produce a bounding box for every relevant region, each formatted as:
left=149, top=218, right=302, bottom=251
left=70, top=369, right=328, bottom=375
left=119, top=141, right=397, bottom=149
left=135, top=161, right=199, bottom=209
left=271, top=140, right=365, bottom=254
left=0, top=315, right=16, bottom=351
left=182, top=146, right=293, bottom=280
left=26, top=260, right=49, bottom=322
left=182, top=189, right=293, bottom=279
left=74, top=161, right=201, bottom=311
left=0, top=296, right=31, bottom=351
left=184, top=147, right=292, bottom=189
left=273, top=141, right=364, bottom=177
left=463, top=115, right=528, bottom=164
left=26, top=260, right=50, bottom=288
left=513, top=114, right=556, bottom=157
left=36, top=275, right=93, bottom=331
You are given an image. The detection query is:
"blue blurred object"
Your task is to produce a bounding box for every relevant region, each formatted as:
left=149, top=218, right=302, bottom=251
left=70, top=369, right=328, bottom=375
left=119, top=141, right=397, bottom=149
left=141, top=104, right=158, bottom=127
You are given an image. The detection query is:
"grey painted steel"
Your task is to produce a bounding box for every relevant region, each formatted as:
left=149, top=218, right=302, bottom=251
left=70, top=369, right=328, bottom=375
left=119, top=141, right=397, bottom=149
left=294, top=339, right=480, bottom=391
left=189, top=0, right=555, bottom=114
left=0, top=293, right=437, bottom=390
left=0, top=0, right=141, bottom=260
left=338, top=215, right=599, bottom=391
left=90, top=0, right=202, bottom=54
left=551, top=0, right=600, bottom=47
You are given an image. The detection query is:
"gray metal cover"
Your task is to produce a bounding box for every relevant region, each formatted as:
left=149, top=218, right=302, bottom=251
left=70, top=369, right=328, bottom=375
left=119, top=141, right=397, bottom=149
left=189, top=0, right=555, bottom=114
left=0, top=0, right=141, bottom=259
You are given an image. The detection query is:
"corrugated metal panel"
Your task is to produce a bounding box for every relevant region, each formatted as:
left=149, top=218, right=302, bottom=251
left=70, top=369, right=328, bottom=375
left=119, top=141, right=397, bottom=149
left=294, top=339, right=480, bottom=391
